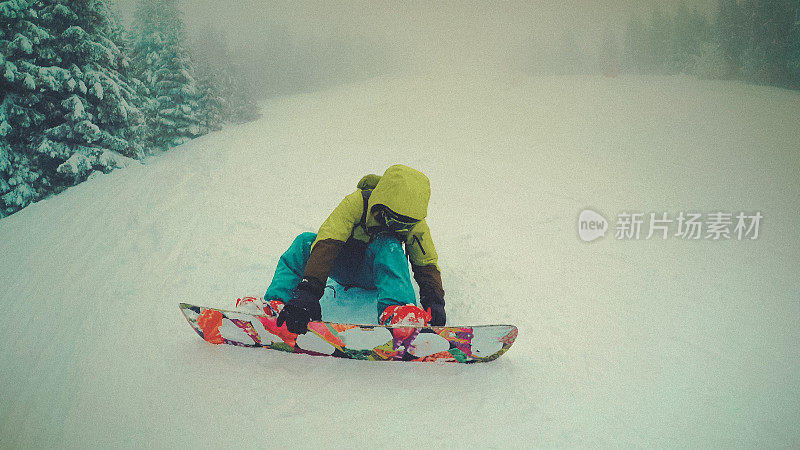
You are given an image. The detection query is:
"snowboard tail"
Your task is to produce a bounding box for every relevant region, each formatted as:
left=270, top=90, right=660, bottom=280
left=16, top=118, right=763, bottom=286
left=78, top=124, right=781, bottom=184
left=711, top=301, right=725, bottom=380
left=179, top=303, right=517, bottom=363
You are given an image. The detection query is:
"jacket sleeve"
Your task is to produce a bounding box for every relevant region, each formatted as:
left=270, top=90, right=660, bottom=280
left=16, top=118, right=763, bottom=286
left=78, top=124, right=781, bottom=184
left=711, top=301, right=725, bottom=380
left=412, top=264, right=445, bottom=304
left=406, top=220, right=445, bottom=302
left=303, top=191, right=362, bottom=283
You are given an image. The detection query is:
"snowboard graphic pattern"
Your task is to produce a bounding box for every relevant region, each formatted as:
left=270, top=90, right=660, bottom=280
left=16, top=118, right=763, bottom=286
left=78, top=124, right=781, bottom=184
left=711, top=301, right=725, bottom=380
left=180, top=303, right=517, bottom=363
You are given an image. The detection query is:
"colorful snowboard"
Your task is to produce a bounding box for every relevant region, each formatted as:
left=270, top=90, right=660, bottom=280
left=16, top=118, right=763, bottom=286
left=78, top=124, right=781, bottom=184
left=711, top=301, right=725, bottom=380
left=180, top=303, right=517, bottom=363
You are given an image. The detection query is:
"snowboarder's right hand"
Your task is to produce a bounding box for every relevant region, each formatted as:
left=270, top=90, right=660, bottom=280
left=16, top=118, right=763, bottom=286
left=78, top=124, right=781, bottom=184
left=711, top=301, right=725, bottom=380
left=420, top=293, right=446, bottom=326
left=276, top=278, right=323, bottom=334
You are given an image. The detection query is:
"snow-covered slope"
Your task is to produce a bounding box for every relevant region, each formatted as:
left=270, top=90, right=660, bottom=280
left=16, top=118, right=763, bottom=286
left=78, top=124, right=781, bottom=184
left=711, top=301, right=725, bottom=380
left=1, top=72, right=799, bottom=448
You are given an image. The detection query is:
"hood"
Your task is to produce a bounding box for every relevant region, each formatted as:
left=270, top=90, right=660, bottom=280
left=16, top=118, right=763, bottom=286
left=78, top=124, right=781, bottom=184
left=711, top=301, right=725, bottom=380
left=367, top=165, right=431, bottom=225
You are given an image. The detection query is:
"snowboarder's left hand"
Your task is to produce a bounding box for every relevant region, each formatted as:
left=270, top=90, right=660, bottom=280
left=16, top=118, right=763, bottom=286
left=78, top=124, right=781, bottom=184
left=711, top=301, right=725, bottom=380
left=277, top=278, right=323, bottom=334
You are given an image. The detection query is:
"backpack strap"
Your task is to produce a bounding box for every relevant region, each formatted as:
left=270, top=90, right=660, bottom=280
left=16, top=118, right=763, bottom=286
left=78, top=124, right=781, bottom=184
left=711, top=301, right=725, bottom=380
left=355, top=174, right=379, bottom=230
left=359, top=189, right=372, bottom=228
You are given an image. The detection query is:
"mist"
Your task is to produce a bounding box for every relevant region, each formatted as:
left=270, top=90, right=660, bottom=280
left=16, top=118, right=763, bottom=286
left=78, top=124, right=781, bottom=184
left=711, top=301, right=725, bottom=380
left=115, top=0, right=717, bottom=97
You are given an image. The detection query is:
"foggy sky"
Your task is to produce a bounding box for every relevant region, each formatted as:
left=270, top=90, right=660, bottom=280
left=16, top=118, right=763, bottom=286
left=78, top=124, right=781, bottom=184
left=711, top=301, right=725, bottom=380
left=115, top=1, right=716, bottom=93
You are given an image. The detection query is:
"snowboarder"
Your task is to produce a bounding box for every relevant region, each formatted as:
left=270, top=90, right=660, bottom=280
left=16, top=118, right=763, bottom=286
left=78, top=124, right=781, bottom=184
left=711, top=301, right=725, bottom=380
left=238, top=164, right=446, bottom=334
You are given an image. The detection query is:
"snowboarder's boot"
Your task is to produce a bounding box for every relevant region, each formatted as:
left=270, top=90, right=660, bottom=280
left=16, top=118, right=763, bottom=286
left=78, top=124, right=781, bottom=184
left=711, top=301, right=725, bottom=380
left=379, top=304, right=430, bottom=326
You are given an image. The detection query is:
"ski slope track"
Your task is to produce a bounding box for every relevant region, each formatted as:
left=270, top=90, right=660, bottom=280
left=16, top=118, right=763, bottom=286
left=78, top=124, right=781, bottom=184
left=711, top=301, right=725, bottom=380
left=1, top=72, right=799, bottom=447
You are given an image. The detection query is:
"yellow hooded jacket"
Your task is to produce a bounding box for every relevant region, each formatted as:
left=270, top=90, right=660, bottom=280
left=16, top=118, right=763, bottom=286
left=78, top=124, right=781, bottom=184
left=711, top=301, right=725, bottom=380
left=303, top=165, right=444, bottom=302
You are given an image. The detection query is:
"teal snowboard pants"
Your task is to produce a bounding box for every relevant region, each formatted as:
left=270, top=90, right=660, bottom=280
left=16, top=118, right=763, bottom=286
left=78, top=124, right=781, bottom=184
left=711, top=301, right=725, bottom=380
left=264, top=232, right=417, bottom=319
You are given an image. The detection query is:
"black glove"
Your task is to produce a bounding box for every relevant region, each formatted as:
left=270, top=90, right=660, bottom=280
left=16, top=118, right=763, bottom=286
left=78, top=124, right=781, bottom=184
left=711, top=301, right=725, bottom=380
left=420, top=294, right=446, bottom=326
left=277, top=278, right=323, bottom=334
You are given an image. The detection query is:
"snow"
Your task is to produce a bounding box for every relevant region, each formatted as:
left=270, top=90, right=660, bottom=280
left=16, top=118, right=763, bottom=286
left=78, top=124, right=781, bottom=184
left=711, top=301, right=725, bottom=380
left=63, top=95, right=87, bottom=121
left=56, top=152, right=91, bottom=175
left=89, top=81, right=103, bottom=100
left=3, top=60, right=16, bottom=81
left=12, top=33, right=32, bottom=54
left=1, top=72, right=799, bottom=447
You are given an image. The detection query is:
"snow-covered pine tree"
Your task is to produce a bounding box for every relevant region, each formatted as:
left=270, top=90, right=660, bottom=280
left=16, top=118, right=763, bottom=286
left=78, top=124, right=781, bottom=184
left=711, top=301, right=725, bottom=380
left=717, top=0, right=747, bottom=78
left=132, top=0, right=207, bottom=150
left=666, top=5, right=708, bottom=75
left=194, top=70, right=226, bottom=132
left=191, top=24, right=260, bottom=128
left=791, top=0, right=800, bottom=88
left=638, top=8, right=671, bottom=73
left=622, top=15, right=646, bottom=73
left=107, top=1, right=149, bottom=151
left=1, top=0, right=144, bottom=217
left=218, top=60, right=261, bottom=124
left=740, top=0, right=797, bottom=87
left=191, top=25, right=229, bottom=132
left=36, top=0, right=145, bottom=181
left=0, top=0, right=49, bottom=216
